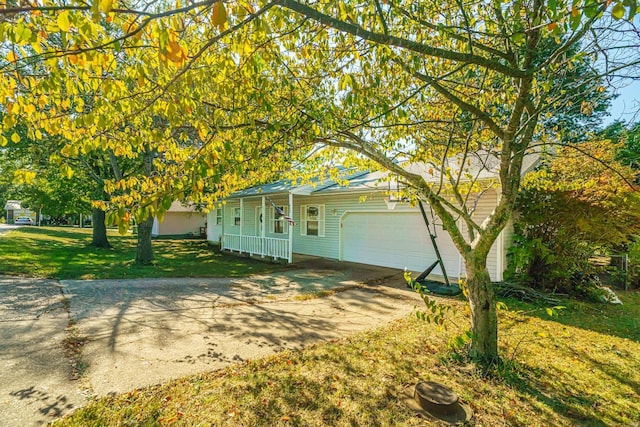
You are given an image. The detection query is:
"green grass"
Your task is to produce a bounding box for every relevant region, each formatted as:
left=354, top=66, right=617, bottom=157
left=0, top=226, right=281, bottom=279
left=54, top=290, right=640, bottom=427
left=502, top=290, right=640, bottom=342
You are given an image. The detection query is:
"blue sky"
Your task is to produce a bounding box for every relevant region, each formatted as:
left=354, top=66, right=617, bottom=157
left=602, top=14, right=640, bottom=126
left=606, top=78, right=640, bottom=125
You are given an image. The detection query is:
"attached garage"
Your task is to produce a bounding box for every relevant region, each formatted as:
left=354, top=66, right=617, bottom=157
left=340, top=210, right=462, bottom=278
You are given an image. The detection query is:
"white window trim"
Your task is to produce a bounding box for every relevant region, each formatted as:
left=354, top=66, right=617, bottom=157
left=216, top=209, right=223, bottom=225
left=270, top=205, right=289, bottom=234
left=233, top=207, right=241, bottom=226
left=300, top=204, right=325, bottom=237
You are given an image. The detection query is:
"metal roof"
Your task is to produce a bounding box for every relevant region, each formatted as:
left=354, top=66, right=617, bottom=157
left=227, top=169, right=371, bottom=198
left=227, top=151, right=540, bottom=198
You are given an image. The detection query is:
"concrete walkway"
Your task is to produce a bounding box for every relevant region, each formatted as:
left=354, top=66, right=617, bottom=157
left=0, top=224, right=23, bottom=236
left=0, top=261, right=422, bottom=426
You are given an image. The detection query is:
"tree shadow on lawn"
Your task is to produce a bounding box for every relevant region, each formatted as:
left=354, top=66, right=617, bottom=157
left=498, top=328, right=640, bottom=425
left=496, top=300, right=640, bottom=426
left=494, top=363, right=611, bottom=427
left=502, top=290, right=640, bottom=343
left=5, top=225, right=279, bottom=279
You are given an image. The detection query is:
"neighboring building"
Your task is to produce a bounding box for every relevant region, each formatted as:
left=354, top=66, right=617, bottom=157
left=152, top=201, right=207, bottom=238
left=4, top=200, right=37, bottom=224
left=207, top=154, right=539, bottom=282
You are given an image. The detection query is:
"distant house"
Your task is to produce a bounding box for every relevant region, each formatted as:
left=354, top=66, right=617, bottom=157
left=152, top=201, right=207, bottom=238
left=4, top=200, right=37, bottom=224
left=207, top=154, right=539, bottom=282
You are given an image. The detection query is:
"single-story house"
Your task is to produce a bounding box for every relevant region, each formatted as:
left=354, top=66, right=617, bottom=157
left=152, top=201, right=207, bottom=238
left=207, top=154, right=538, bottom=282
left=4, top=200, right=38, bottom=224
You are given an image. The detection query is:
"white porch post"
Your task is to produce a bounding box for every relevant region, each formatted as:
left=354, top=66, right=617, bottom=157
left=239, top=198, right=244, bottom=254
left=261, top=196, right=266, bottom=258
left=221, top=204, right=225, bottom=249
left=288, top=191, right=293, bottom=263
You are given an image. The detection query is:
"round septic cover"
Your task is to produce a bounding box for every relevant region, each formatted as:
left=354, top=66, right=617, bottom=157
left=415, top=381, right=459, bottom=415
left=400, top=381, right=473, bottom=425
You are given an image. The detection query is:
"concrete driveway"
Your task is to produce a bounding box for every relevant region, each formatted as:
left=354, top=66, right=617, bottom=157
left=0, top=261, right=422, bottom=426
left=0, top=224, right=23, bottom=236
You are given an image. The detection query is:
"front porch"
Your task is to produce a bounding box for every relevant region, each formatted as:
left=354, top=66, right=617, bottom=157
left=222, top=234, right=290, bottom=262
left=220, top=192, right=295, bottom=263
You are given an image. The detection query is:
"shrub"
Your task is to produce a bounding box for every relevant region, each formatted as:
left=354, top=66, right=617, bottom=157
left=507, top=141, right=640, bottom=295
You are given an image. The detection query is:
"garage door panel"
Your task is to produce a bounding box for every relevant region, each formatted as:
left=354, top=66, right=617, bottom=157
left=342, top=212, right=459, bottom=276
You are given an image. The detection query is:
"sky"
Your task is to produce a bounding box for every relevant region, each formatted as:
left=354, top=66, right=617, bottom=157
left=601, top=14, right=640, bottom=126
left=606, top=79, right=640, bottom=125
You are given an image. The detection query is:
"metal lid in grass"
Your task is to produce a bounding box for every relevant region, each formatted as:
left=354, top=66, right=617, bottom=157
left=400, top=381, right=472, bottom=425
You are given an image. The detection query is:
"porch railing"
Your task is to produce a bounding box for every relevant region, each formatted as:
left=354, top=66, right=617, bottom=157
left=222, top=234, right=289, bottom=261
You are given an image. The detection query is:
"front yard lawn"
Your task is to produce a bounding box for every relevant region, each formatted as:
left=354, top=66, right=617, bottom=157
left=0, top=226, right=280, bottom=279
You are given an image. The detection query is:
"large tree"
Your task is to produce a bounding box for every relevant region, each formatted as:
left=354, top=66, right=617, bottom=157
left=1, top=0, right=638, bottom=362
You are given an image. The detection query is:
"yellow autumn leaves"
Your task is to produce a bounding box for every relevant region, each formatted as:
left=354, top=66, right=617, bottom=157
left=160, top=1, right=228, bottom=66
left=211, top=1, right=228, bottom=29
left=0, top=132, right=21, bottom=146
left=163, top=37, right=189, bottom=65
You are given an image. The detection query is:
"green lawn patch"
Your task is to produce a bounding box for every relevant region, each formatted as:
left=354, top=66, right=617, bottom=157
left=54, top=291, right=640, bottom=426
left=0, top=226, right=281, bottom=279
left=504, top=290, right=640, bottom=342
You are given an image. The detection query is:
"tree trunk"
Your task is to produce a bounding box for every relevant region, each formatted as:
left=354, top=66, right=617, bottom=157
left=465, top=255, right=499, bottom=364
left=91, top=207, right=111, bottom=248
left=135, top=146, right=156, bottom=265
left=136, top=215, right=154, bottom=264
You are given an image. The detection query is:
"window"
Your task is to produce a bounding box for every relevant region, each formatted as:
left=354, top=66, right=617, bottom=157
left=306, top=206, right=319, bottom=235
left=234, top=207, right=241, bottom=226
left=270, top=206, right=288, bottom=234
left=216, top=209, right=222, bottom=225
left=300, top=204, right=324, bottom=237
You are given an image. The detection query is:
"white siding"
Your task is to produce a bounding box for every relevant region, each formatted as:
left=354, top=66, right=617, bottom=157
left=224, top=200, right=242, bottom=235
left=156, top=212, right=206, bottom=236
left=206, top=209, right=223, bottom=243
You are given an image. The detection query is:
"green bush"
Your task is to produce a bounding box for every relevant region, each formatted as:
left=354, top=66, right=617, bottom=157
left=507, top=186, right=598, bottom=290
left=507, top=141, right=640, bottom=295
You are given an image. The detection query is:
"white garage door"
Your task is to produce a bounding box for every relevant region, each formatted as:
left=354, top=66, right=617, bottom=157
left=341, top=211, right=460, bottom=277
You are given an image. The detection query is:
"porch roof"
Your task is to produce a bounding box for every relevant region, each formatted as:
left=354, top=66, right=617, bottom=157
left=227, top=169, right=370, bottom=198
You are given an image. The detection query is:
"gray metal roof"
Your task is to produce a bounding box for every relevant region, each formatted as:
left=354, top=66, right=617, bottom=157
left=227, top=169, right=371, bottom=198
left=228, top=151, right=540, bottom=198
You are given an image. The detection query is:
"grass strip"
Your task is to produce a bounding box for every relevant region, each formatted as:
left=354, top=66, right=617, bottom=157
left=0, top=227, right=280, bottom=279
